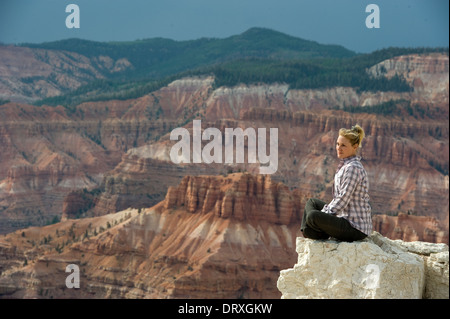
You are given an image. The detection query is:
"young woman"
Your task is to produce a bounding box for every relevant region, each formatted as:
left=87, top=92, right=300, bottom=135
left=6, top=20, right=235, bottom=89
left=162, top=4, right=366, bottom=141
left=301, top=125, right=372, bottom=242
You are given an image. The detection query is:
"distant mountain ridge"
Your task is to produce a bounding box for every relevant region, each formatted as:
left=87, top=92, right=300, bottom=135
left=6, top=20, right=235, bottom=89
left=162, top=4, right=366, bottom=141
left=21, top=27, right=357, bottom=80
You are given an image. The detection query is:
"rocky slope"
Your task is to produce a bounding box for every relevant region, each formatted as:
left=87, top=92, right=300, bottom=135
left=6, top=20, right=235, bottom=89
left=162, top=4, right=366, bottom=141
left=0, top=54, right=448, bottom=244
left=368, top=53, right=449, bottom=104
left=0, top=45, right=132, bottom=103
left=0, top=173, right=303, bottom=299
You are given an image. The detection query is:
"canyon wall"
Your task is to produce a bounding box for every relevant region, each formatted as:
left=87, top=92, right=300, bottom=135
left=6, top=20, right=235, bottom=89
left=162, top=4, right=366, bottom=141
left=0, top=54, right=448, bottom=244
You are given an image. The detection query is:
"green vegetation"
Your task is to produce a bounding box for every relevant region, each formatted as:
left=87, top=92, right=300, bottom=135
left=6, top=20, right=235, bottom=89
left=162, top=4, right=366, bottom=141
left=336, top=99, right=408, bottom=116
left=428, top=159, right=449, bottom=175
left=335, top=99, right=446, bottom=121
left=46, top=215, right=61, bottom=225
left=0, top=98, right=11, bottom=105
left=198, top=57, right=413, bottom=92
left=35, top=76, right=176, bottom=109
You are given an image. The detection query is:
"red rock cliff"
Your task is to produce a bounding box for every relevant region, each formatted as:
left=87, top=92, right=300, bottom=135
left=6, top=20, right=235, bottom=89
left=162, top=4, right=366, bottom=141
left=0, top=173, right=303, bottom=299
left=164, top=173, right=302, bottom=225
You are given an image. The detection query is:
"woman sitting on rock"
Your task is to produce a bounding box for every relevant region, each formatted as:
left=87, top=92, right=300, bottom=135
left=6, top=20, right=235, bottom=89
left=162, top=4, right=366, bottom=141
left=301, top=124, right=372, bottom=242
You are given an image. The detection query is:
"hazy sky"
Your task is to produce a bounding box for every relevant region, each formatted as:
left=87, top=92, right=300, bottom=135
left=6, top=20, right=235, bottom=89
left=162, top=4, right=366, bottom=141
left=0, top=0, right=448, bottom=53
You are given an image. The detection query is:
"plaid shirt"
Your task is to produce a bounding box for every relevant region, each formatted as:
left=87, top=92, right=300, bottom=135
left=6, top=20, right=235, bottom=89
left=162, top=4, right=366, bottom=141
left=322, top=156, right=372, bottom=235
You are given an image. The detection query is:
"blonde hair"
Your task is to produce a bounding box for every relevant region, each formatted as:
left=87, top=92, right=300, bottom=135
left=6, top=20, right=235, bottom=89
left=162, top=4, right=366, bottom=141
left=339, top=124, right=365, bottom=148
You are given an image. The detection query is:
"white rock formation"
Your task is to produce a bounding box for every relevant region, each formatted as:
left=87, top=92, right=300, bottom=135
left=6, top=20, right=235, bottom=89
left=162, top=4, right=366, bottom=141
left=423, top=251, right=449, bottom=299
left=277, top=232, right=449, bottom=299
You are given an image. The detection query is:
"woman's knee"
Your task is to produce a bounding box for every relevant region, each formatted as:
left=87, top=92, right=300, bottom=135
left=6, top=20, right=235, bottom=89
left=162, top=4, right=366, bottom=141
left=305, top=198, right=326, bottom=211
left=305, top=210, right=325, bottom=228
left=304, top=198, right=315, bottom=211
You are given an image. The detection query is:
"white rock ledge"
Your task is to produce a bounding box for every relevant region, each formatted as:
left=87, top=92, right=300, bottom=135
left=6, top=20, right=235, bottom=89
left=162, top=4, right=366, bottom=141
left=277, top=232, right=449, bottom=299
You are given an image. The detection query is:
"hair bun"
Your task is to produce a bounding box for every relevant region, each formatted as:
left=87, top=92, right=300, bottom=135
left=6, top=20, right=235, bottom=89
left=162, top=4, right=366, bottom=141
left=339, top=124, right=365, bottom=148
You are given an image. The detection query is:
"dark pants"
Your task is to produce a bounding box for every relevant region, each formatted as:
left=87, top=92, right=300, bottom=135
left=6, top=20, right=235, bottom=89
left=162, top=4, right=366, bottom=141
left=301, top=198, right=367, bottom=242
